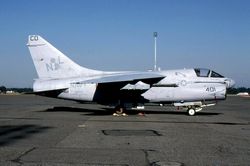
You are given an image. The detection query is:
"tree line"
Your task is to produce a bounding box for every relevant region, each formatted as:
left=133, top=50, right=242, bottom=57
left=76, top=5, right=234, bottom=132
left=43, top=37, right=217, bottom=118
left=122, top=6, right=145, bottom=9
left=0, top=86, right=33, bottom=93
left=227, top=87, right=250, bottom=94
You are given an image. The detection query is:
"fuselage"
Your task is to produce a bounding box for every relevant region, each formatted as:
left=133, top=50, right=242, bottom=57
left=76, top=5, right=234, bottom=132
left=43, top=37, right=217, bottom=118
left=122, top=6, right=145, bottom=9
left=33, top=68, right=234, bottom=105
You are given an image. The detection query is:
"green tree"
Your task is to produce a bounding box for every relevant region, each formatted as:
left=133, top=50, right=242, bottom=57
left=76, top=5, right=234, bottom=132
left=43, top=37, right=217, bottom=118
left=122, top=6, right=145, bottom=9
left=0, top=86, right=7, bottom=94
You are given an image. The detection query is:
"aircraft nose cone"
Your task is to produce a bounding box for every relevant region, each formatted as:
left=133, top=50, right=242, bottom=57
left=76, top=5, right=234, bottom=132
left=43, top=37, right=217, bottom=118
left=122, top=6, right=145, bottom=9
left=225, top=78, right=235, bottom=88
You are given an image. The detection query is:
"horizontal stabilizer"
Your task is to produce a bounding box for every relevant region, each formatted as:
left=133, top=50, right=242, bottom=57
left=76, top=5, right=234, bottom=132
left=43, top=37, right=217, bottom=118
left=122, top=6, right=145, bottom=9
left=28, top=88, right=67, bottom=98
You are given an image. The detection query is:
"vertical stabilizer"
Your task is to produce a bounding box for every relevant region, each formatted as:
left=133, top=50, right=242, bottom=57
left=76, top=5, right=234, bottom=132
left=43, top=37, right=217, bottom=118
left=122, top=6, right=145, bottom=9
left=27, top=35, right=101, bottom=79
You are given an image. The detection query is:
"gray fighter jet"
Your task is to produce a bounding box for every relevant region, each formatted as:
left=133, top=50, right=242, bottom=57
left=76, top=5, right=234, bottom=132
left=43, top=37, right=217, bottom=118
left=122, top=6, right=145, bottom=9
left=27, top=35, right=235, bottom=115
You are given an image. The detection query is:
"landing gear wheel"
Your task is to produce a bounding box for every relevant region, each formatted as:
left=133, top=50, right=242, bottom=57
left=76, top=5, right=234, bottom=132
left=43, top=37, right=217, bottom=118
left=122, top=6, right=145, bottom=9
left=115, top=106, right=124, bottom=114
left=187, top=108, right=196, bottom=116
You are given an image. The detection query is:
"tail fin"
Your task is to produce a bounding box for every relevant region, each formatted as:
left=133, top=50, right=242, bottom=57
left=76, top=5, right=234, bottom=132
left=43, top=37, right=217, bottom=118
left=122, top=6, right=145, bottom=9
left=27, top=35, right=101, bottom=79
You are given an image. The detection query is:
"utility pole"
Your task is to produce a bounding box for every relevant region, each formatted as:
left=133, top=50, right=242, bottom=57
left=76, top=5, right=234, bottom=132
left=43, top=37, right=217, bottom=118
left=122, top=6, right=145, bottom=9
left=154, top=32, right=157, bottom=71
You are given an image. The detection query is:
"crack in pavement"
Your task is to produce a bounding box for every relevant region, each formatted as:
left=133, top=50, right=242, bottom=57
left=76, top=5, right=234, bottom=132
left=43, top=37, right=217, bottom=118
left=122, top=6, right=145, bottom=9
left=11, top=147, right=36, bottom=165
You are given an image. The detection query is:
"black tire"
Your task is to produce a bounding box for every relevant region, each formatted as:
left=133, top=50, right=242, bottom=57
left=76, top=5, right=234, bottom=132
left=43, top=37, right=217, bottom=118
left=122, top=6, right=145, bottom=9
left=115, top=106, right=124, bottom=114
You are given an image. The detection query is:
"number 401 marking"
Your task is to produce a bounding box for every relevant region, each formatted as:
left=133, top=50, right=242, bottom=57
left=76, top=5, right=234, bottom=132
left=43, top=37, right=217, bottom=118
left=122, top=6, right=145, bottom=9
left=206, top=87, right=216, bottom=92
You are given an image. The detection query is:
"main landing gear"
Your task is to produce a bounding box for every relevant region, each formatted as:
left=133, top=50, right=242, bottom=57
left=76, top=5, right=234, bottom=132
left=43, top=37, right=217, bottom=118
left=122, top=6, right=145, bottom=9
left=113, top=105, right=127, bottom=116
left=115, top=105, right=125, bottom=114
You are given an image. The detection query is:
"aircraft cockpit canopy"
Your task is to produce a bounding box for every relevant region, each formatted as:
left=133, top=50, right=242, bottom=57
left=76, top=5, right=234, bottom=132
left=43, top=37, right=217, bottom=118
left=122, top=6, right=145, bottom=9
left=194, top=68, right=224, bottom=78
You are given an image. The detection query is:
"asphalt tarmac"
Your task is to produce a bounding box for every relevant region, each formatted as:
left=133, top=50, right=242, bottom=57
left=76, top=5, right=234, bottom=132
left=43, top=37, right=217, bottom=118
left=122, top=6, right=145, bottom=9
left=0, top=94, right=249, bottom=166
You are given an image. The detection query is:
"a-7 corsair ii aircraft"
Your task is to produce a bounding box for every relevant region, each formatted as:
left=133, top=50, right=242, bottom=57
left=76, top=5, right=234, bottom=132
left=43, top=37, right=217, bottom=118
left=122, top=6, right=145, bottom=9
left=27, top=35, right=235, bottom=116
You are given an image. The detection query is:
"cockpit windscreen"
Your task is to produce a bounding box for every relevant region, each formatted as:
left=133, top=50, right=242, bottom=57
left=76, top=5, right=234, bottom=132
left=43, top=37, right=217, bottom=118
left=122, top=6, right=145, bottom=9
left=194, top=68, right=224, bottom=78
left=211, top=71, right=224, bottom=78
left=194, top=68, right=210, bottom=77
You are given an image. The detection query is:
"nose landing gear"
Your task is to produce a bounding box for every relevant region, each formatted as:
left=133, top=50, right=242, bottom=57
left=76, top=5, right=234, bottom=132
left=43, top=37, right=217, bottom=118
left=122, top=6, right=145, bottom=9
left=187, top=108, right=196, bottom=116
left=187, top=106, right=202, bottom=116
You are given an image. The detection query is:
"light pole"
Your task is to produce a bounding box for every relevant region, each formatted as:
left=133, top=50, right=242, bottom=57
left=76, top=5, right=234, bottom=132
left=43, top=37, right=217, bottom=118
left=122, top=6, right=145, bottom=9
left=154, top=32, right=157, bottom=71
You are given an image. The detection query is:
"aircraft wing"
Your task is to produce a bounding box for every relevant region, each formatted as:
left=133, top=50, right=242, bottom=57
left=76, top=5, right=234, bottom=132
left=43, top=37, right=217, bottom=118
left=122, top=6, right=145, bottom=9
left=80, top=72, right=165, bottom=104
left=78, top=72, right=165, bottom=85
left=31, top=72, right=165, bottom=103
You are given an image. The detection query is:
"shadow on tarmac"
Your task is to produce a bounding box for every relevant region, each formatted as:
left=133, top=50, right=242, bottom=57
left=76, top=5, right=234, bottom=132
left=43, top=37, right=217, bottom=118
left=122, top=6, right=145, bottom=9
left=43, top=106, right=112, bottom=115
left=42, top=106, right=222, bottom=116
left=0, top=125, right=52, bottom=146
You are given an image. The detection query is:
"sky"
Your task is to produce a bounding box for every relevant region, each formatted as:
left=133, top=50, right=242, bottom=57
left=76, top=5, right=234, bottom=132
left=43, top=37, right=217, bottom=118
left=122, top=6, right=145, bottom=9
left=0, top=0, right=249, bottom=88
